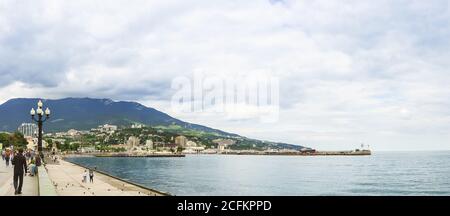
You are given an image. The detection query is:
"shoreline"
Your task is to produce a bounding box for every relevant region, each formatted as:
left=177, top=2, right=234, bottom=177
left=63, top=159, right=171, bottom=196
left=63, top=150, right=371, bottom=158
left=46, top=157, right=170, bottom=196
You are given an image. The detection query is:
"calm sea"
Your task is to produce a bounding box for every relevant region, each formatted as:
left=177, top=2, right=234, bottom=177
left=66, top=151, right=450, bottom=196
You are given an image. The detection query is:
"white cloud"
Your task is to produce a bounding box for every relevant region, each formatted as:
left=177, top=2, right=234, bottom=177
left=0, top=0, right=449, bottom=150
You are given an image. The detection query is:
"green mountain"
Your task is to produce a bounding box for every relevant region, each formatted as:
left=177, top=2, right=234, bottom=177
left=0, top=97, right=305, bottom=150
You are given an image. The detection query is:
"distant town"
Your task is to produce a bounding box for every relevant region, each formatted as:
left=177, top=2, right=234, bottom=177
left=1, top=122, right=371, bottom=156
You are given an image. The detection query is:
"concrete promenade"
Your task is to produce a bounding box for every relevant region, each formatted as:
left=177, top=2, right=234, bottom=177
left=45, top=160, right=164, bottom=196
left=0, top=160, right=38, bottom=196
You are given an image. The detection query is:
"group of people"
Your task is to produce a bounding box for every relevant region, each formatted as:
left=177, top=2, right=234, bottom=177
left=82, top=169, right=95, bottom=183
left=1, top=147, right=42, bottom=195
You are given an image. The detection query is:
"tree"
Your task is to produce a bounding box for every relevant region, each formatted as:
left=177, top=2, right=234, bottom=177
left=71, top=143, right=80, bottom=151
left=46, top=139, right=53, bottom=149
left=177, top=146, right=184, bottom=153
left=0, top=133, right=9, bottom=146
left=3, top=132, right=28, bottom=148
left=55, top=141, right=62, bottom=150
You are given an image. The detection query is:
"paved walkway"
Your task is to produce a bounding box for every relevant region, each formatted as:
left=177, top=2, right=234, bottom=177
left=0, top=159, right=38, bottom=196
left=46, top=160, right=163, bottom=196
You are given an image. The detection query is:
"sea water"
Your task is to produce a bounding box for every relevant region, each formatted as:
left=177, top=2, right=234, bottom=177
left=66, top=151, right=450, bottom=196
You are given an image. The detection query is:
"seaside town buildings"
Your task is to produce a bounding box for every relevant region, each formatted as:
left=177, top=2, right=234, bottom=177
left=127, top=136, right=141, bottom=148
left=91, top=124, right=118, bottom=134
left=131, top=123, right=145, bottom=129
left=35, top=123, right=304, bottom=155
left=145, top=140, right=154, bottom=149
left=175, top=136, right=188, bottom=147
left=18, top=123, right=38, bottom=137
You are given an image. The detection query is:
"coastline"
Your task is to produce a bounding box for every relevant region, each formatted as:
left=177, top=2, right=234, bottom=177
left=64, top=149, right=371, bottom=158
left=45, top=157, right=170, bottom=196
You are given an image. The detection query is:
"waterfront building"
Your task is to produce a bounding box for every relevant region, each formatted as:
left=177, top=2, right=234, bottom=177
left=218, top=144, right=226, bottom=152
left=214, top=139, right=235, bottom=152
left=202, top=149, right=218, bottom=154
left=127, top=136, right=140, bottom=149
left=97, top=124, right=118, bottom=133
left=213, top=139, right=236, bottom=146
left=17, top=123, right=38, bottom=138
left=131, top=123, right=145, bottom=129
left=186, top=141, right=197, bottom=147
left=145, top=140, right=154, bottom=149
left=67, top=129, right=80, bottom=137
left=184, top=140, right=203, bottom=153
left=175, top=136, right=188, bottom=147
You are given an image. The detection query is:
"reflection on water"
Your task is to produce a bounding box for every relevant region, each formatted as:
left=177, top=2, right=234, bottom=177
left=66, top=151, right=450, bottom=196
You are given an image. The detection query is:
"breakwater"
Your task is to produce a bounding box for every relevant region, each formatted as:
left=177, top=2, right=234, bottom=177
left=220, top=150, right=372, bottom=156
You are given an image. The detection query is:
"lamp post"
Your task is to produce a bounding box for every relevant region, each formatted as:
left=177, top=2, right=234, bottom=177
left=30, top=100, right=51, bottom=153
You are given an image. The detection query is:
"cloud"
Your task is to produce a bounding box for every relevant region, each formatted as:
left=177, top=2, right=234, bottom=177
left=0, top=0, right=449, bottom=150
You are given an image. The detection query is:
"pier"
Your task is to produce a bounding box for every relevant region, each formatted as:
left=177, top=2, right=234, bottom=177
left=220, top=150, right=372, bottom=156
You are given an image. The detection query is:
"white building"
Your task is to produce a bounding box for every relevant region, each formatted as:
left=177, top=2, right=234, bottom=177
left=98, top=124, right=118, bottom=133
left=213, top=139, right=236, bottom=146
left=175, top=136, right=188, bottom=147
left=127, top=136, right=140, bottom=149
left=131, top=123, right=145, bottom=129
left=186, top=141, right=197, bottom=147
left=145, top=140, right=154, bottom=149
left=213, top=139, right=235, bottom=152
left=67, top=129, right=80, bottom=136
left=17, top=123, right=38, bottom=138
left=218, top=144, right=226, bottom=151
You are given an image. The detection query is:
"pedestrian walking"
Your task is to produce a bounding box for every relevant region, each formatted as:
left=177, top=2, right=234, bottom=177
left=1, top=150, right=5, bottom=161
left=10, top=149, right=14, bottom=163
left=5, top=149, right=10, bottom=166
left=82, top=170, right=88, bottom=183
left=89, top=169, right=94, bottom=183
left=11, top=148, right=27, bottom=195
left=25, top=150, right=31, bottom=163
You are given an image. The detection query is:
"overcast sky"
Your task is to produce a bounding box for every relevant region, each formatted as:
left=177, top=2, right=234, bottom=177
left=1, top=0, right=449, bottom=151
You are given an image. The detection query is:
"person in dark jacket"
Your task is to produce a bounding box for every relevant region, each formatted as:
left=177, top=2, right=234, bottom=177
left=11, top=148, right=27, bottom=195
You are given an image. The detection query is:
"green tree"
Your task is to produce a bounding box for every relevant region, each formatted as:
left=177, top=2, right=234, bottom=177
left=55, top=141, right=61, bottom=150
left=176, top=146, right=184, bottom=153
left=46, top=139, right=53, bottom=149
left=71, top=143, right=80, bottom=151
left=10, top=132, right=27, bottom=148
left=0, top=133, right=9, bottom=147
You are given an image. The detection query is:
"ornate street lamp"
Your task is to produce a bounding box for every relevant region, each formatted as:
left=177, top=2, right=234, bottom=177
left=30, top=100, right=51, bottom=153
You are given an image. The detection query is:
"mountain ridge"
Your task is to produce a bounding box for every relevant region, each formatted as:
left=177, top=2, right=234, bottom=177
left=0, top=97, right=305, bottom=150
left=0, top=97, right=238, bottom=136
